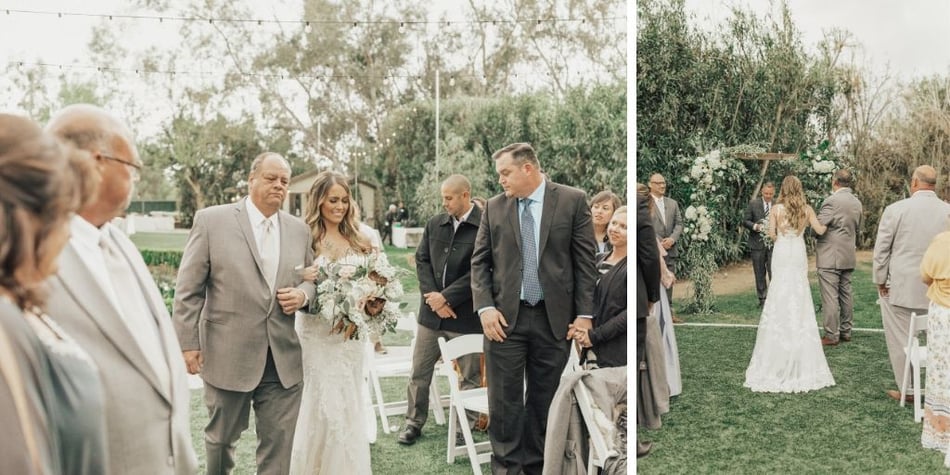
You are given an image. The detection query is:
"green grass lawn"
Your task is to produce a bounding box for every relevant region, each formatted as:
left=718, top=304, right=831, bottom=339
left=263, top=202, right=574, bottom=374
left=641, top=258, right=947, bottom=473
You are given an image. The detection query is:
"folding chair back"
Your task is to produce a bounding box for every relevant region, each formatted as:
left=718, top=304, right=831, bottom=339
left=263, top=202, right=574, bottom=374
left=900, top=312, right=929, bottom=422
left=438, top=335, right=491, bottom=474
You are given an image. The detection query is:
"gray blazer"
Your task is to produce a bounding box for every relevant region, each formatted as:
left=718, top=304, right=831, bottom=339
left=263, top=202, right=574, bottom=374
left=46, top=225, right=198, bottom=475
left=815, top=188, right=863, bottom=270
left=873, top=190, right=950, bottom=309
left=173, top=200, right=316, bottom=392
left=649, top=196, right=683, bottom=258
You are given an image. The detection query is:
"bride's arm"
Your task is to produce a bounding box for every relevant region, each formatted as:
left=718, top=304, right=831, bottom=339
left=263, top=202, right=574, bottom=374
left=808, top=206, right=828, bottom=235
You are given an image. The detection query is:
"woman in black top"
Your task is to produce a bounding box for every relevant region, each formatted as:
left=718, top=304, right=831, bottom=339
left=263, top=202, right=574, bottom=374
left=575, top=205, right=627, bottom=367
left=0, top=113, right=107, bottom=474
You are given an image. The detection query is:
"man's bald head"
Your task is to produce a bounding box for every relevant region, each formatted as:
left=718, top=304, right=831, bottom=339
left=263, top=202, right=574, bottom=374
left=441, top=174, right=472, bottom=195
left=913, top=165, right=938, bottom=191
left=46, top=104, right=140, bottom=227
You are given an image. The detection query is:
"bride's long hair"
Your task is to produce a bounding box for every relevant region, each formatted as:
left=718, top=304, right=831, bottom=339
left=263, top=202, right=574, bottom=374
left=304, top=171, right=372, bottom=256
left=776, top=175, right=808, bottom=231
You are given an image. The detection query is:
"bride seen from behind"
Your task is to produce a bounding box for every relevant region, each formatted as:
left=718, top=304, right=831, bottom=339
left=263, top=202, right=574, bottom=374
left=744, top=175, right=836, bottom=393
left=289, top=171, right=376, bottom=474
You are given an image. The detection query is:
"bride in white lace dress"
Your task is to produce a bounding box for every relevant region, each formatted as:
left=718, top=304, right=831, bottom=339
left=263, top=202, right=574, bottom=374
left=744, top=175, right=835, bottom=393
left=290, top=172, right=376, bottom=474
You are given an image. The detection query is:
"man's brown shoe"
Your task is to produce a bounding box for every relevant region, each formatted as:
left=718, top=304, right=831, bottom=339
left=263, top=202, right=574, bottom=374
left=886, top=389, right=914, bottom=404
left=820, top=337, right=839, bottom=346
left=840, top=334, right=852, bottom=342
left=636, top=441, right=653, bottom=458
left=671, top=316, right=684, bottom=324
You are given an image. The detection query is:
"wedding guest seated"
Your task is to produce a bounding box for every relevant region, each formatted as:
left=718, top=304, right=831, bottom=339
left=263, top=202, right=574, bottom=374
left=920, top=226, right=950, bottom=465
left=590, top=190, right=622, bottom=254
left=0, top=113, right=107, bottom=474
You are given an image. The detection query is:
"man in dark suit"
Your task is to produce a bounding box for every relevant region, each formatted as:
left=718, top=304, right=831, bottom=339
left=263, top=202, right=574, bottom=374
left=397, top=174, right=483, bottom=445
left=637, top=193, right=661, bottom=458
left=742, top=182, right=775, bottom=307
left=471, top=142, right=598, bottom=474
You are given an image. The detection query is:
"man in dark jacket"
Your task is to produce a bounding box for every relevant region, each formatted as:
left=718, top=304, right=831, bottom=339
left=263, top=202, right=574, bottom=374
left=397, top=174, right=483, bottom=445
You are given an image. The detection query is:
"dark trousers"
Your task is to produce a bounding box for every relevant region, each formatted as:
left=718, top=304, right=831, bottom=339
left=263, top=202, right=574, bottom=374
left=485, top=303, right=570, bottom=475
left=203, top=352, right=302, bottom=475
left=750, top=248, right=772, bottom=304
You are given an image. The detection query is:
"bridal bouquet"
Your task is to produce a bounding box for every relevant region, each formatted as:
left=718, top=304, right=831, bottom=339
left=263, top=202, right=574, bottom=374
left=757, top=217, right=773, bottom=248
left=308, top=253, right=406, bottom=340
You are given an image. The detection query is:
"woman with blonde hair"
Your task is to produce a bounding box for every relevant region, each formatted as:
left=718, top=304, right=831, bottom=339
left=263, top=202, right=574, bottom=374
left=744, top=175, right=834, bottom=393
left=290, top=170, right=382, bottom=473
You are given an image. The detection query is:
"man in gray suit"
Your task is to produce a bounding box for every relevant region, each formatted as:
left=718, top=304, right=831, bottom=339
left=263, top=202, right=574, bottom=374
left=471, top=143, right=598, bottom=474
left=649, top=173, right=683, bottom=317
left=873, top=165, right=950, bottom=402
left=174, top=153, right=316, bottom=475
left=815, top=169, right=863, bottom=346
left=43, top=104, right=199, bottom=474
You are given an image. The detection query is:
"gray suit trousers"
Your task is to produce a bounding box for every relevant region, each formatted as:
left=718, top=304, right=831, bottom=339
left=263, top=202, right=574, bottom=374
left=203, top=378, right=302, bottom=475
left=405, top=325, right=481, bottom=430
left=817, top=268, right=854, bottom=341
left=879, top=297, right=927, bottom=392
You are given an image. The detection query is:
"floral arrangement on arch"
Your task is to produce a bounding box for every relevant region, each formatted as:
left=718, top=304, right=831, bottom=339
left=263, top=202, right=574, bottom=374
left=307, top=252, right=407, bottom=340
left=680, top=147, right=752, bottom=243
left=796, top=140, right=841, bottom=207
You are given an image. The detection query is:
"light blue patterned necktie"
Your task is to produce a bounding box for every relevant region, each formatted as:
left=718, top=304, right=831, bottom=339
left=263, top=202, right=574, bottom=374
left=520, top=198, right=543, bottom=305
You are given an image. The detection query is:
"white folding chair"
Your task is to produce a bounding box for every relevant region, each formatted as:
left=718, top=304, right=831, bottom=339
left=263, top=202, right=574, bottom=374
left=438, top=335, right=491, bottom=474
left=900, top=312, right=929, bottom=422
left=367, top=313, right=446, bottom=434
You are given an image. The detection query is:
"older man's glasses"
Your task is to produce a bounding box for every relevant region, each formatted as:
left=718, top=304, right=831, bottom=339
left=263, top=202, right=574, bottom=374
left=98, top=153, right=142, bottom=179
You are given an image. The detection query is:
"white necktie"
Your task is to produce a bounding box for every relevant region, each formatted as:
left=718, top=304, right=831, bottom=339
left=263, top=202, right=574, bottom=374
left=99, top=235, right=169, bottom=392
left=260, top=219, right=279, bottom=291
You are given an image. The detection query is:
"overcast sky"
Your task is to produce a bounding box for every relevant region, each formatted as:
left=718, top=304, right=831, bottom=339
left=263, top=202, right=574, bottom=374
left=682, top=0, right=950, bottom=79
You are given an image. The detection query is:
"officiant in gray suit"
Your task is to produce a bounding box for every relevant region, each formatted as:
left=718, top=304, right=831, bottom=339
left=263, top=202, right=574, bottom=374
left=742, top=182, right=776, bottom=307
left=873, top=165, right=950, bottom=402
left=43, top=104, right=199, bottom=474
left=816, top=169, right=863, bottom=346
left=174, top=152, right=316, bottom=475
left=648, top=173, right=683, bottom=314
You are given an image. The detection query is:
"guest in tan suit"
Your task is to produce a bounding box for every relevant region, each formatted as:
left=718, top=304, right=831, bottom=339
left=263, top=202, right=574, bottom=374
left=174, top=152, right=316, bottom=475
left=873, top=165, right=950, bottom=402
left=43, top=104, right=199, bottom=474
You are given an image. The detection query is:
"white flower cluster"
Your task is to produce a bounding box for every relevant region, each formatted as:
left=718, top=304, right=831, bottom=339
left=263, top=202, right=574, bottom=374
left=688, top=150, right=725, bottom=187
left=812, top=160, right=836, bottom=174
left=309, top=252, right=406, bottom=340
left=684, top=205, right=713, bottom=241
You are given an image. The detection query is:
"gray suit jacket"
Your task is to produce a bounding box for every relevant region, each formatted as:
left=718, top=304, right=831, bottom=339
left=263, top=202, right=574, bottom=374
left=873, top=190, right=950, bottom=309
left=173, top=200, right=316, bottom=392
left=649, top=196, right=683, bottom=258
left=816, top=188, right=863, bottom=270
left=471, top=181, right=598, bottom=340
left=46, top=224, right=198, bottom=475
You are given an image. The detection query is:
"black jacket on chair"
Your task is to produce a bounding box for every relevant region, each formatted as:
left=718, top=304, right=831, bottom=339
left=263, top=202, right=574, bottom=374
left=414, top=205, right=483, bottom=334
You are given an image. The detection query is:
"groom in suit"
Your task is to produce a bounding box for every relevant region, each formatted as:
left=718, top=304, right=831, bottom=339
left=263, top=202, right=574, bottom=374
left=742, top=182, right=776, bottom=307
left=174, top=152, right=316, bottom=475
left=43, top=104, right=199, bottom=474
left=471, top=142, right=598, bottom=474
left=816, top=169, right=863, bottom=346
left=873, top=165, right=950, bottom=401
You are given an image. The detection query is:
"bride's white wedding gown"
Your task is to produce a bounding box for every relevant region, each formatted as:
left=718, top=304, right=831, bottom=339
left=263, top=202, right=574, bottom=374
left=289, top=253, right=373, bottom=475
left=744, top=213, right=835, bottom=393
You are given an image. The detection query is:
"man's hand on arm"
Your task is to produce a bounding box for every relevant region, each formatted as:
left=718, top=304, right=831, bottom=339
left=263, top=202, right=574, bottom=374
left=479, top=308, right=509, bottom=342
left=183, top=350, right=203, bottom=374
left=277, top=287, right=307, bottom=314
